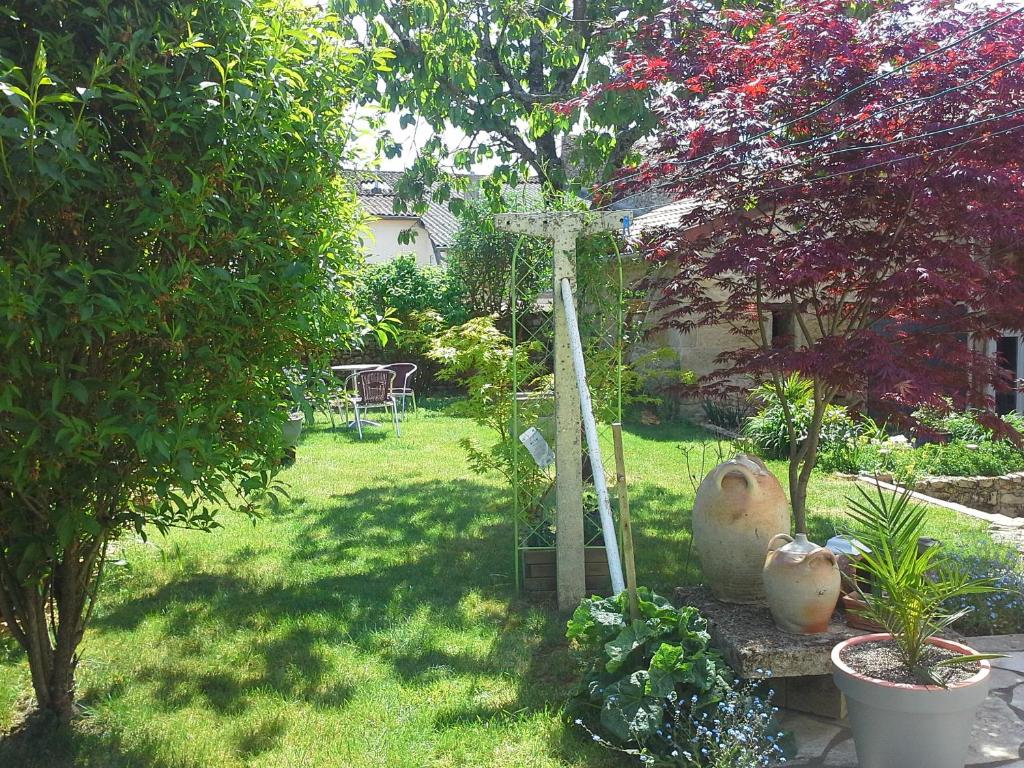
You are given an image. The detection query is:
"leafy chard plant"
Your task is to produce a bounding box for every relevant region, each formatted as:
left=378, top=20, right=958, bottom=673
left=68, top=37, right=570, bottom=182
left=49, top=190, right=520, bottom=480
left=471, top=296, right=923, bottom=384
left=846, top=485, right=1002, bottom=685
left=567, top=588, right=731, bottom=745
left=567, top=589, right=789, bottom=766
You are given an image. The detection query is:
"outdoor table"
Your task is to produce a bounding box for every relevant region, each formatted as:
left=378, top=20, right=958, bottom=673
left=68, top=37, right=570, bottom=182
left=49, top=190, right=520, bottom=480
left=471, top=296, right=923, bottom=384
left=330, top=363, right=382, bottom=374
left=331, top=364, right=385, bottom=429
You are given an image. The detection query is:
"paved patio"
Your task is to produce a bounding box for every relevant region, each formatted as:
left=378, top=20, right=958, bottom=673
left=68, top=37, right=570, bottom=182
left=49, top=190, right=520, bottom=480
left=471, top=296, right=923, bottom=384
left=782, top=635, right=1024, bottom=767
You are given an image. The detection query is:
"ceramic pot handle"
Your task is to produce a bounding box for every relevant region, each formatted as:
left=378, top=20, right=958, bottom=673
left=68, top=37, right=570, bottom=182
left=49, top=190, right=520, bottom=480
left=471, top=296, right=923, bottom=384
left=767, top=533, right=793, bottom=552
left=806, top=548, right=838, bottom=569
left=713, top=460, right=757, bottom=492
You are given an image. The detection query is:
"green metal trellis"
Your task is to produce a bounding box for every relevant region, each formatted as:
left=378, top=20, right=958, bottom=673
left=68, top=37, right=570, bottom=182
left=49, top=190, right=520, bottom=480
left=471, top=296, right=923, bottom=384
left=506, top=211, right=630, bottom=599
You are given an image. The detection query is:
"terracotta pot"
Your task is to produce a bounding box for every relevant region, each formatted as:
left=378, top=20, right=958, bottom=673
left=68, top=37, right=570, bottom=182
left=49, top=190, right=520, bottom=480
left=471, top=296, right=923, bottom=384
left=692, top=454, right=790, bottom=604
left=763, top=533, right=841, bottom=634
left=840, top=594, right=885, bottom=632
left=832, top=633, right=992, bottom=768
left=826, top=534, right=871, bottom=595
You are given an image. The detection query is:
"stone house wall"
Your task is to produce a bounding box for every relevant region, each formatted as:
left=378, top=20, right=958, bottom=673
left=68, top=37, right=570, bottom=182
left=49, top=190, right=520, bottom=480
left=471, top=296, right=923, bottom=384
left=913, top=472, right=1024, bottom=517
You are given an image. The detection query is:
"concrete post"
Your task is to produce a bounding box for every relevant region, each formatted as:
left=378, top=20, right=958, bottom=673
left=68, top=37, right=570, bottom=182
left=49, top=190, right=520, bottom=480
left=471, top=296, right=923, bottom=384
left=551, top=230, right=585, bottom=609
left=495, top=211, right=629, bottom=611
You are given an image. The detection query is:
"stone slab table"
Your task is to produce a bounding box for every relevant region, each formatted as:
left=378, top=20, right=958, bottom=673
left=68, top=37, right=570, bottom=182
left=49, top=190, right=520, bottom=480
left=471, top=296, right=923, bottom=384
left=674, top=585, right=865, bottom=718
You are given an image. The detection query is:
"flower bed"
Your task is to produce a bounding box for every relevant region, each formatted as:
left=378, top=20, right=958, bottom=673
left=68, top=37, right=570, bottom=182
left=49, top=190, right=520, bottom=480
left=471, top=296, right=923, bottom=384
left=945, top=541, right=1024, bottom=637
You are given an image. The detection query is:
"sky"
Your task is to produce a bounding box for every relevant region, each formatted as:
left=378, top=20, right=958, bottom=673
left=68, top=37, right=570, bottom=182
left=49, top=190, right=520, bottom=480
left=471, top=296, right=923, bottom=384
left=352, top=110, right=499, bottom=174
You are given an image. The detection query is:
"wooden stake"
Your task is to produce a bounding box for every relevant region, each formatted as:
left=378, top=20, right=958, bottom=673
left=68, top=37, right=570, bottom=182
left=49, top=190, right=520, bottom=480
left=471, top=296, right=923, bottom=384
left=612, top=422, right=640, bottom=622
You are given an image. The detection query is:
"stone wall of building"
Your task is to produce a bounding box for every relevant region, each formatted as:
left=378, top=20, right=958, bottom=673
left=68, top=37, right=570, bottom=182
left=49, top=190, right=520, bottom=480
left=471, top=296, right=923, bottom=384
left=913, top=472, right=1024, bottom=517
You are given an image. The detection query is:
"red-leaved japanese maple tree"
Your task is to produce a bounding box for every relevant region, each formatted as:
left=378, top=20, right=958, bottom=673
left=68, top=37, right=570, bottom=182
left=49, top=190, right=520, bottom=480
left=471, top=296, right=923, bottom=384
left=575, top=0, right=1024, bottom=530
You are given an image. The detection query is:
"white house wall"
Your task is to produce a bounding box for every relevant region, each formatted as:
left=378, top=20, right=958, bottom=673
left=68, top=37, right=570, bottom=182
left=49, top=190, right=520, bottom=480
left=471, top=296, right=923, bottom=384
left=359, top=217, right=436, bottom=267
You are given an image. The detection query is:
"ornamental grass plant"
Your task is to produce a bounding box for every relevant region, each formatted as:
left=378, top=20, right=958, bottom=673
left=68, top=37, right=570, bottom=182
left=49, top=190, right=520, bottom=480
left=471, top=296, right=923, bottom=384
left=845, top=485, right=1001, bottom=684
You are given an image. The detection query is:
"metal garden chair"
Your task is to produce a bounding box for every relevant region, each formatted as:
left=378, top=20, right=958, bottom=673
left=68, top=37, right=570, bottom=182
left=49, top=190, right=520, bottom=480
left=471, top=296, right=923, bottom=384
left=382, top=362, right=418, bottom=418
left=343, top=368, right=400, bottom=439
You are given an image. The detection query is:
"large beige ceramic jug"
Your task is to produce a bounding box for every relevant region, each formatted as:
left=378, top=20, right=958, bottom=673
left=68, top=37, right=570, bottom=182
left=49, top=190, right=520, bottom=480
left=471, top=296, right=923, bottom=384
left=691, top=454, right=790, bottom=604
left=763, top=533, right=841, bottom=634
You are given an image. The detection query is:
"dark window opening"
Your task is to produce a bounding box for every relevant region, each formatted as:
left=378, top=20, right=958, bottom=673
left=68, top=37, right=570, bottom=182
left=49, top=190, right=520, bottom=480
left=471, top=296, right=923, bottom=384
left=770, top=309, right=796, bottom=349
left=995, top=335, right=1021, bottom=415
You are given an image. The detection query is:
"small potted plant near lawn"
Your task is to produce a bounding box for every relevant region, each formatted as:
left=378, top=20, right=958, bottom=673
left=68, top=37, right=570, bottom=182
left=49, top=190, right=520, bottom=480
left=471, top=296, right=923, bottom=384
left=282, top=366, right=330, bottom=460
left=831, top=484, right=1001, bottom=768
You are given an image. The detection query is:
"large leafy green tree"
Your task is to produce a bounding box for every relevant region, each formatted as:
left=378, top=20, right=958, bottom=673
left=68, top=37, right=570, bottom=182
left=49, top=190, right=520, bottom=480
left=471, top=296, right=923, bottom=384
left=0, top=0, right=381, bottom=720
left=339, top=0, right=663, bottom=203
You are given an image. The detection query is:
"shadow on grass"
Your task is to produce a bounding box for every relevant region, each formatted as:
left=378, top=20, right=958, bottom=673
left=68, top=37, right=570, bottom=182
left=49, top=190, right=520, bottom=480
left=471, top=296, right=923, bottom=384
left=0, top=714, right=180, bottom=768
left=23, top=475, right=601, bottom=764
left=629, top=484, right=702, bottom=595
left=0, top=464, right=689, bottom=767
left=622, top=419, right=730, bottom=444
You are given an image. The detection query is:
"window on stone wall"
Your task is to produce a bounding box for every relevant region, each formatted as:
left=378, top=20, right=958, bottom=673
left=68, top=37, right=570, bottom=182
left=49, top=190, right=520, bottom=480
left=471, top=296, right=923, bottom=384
left=995, top=334, right=1023, bottom=416
left=769, top=307, right=796, bottom=349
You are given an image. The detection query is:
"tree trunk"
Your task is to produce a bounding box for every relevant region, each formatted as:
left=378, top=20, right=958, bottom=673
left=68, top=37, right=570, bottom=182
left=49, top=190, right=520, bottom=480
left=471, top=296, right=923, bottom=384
left=0, top=540, right=100, bottom=723
left=790, top=393, right=827, bottom=535
left=788, top=454, right=806, bottom=533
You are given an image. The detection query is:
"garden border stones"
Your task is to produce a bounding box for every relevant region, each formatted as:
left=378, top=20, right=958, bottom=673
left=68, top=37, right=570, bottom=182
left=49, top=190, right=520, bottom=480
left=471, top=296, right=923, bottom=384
left=859, top=476, right=1024, bottom=529
left=910, top=471, right=1024, bottom=518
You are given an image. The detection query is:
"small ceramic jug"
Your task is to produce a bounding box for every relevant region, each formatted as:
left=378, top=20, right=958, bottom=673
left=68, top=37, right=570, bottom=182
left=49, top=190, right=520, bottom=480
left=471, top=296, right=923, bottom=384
left=763, top=533, right=841, bottom=634
left=692, top=454, right=790, bottom=604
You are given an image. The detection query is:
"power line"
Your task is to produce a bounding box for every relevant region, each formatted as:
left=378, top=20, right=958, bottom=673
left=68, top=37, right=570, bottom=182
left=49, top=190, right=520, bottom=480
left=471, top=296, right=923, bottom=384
left=664, top=5, right=1024, bottom=176
left=609, top=105, right=1024, bottom=208
left=643, top=52, right=1024, bottom=189
left=614, top=119, right=1024, bottom=226
left=601, top=5, right=1024, bottom=191
left=757, top=120, right=1024, bottom=199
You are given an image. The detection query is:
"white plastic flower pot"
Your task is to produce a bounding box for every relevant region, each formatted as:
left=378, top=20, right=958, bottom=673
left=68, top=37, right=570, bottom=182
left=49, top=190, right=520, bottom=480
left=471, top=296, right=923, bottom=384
left=282, top=411, right=304, bottom=448
left=831, top=633, right=991, bottom=768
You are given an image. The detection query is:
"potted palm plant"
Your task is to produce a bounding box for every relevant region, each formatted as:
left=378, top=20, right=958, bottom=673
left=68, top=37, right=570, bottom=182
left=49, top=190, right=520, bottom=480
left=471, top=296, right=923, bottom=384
left=831, top=484, right=1001, bottom=768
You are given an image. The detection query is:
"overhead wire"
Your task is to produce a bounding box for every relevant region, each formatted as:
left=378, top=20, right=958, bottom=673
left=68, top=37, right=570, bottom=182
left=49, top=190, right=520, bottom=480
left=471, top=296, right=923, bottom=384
left=597, top=4, right=1024, bottom=192
left=607, top=52, right=1024, bottom=193
left=596, top=105, right=1024, bottom=210
left=755, top=119, right=1024, bottom=199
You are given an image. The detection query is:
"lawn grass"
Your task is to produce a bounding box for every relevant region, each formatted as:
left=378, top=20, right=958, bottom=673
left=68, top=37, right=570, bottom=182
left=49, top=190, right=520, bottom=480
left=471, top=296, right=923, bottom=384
left=0, top=400, right=987, bottom=767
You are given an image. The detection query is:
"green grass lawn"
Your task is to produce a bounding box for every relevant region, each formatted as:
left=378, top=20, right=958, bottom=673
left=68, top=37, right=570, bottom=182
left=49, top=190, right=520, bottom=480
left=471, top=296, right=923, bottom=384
left=0, top=401, right=986, bottom=767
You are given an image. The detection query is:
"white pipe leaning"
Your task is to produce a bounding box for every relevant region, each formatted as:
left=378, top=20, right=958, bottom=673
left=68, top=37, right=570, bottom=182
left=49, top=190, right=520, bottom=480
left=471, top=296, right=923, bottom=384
left=558, top=277, right=626, bottom=595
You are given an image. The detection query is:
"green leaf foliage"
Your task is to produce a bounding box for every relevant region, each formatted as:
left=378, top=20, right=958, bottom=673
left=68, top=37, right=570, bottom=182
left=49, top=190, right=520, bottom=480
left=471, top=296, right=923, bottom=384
left=334, top=0, right=664, bottom=203
left=566, top=588, right=731, bottom=745
left=0, top=0, right=384, bottom=716
left=426, top=315, right=552, bottom=520
left=743, top=375, right=860, bottom=460
left=445, top=197, right=550, bottom=324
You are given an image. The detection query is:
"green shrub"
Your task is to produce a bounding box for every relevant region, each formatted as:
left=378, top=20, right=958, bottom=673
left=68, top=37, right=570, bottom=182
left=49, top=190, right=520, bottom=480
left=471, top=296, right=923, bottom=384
left=743, top=376, right=859, bottom=460
left=445, top=197, right=550, bottom=323
left=923, top=441, right=1024, bottom=477
left=913, top=404, right=1024, bottom=443
left=426, top=316, right=552, bottom=519
left=349, top=258, right=465, bottom=388
left=942, top=537, right=1024, bottom=636
left=701, top=398, right=752, bottom=432
left=427, top=315, right=645, bottom=518
left=0, top=0, right=382, bottom=718
left=356, top=255, right=465, bottom=329
left=859, top=440, right=1024, bottom=482
left=567, top=589, right=788, bottom=767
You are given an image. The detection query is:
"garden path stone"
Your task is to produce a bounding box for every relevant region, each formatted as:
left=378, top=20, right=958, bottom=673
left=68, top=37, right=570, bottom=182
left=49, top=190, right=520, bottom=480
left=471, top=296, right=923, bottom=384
left=990, top=524, right=1024, bottom=555
left=781, top=644, right=1024, bottom=767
